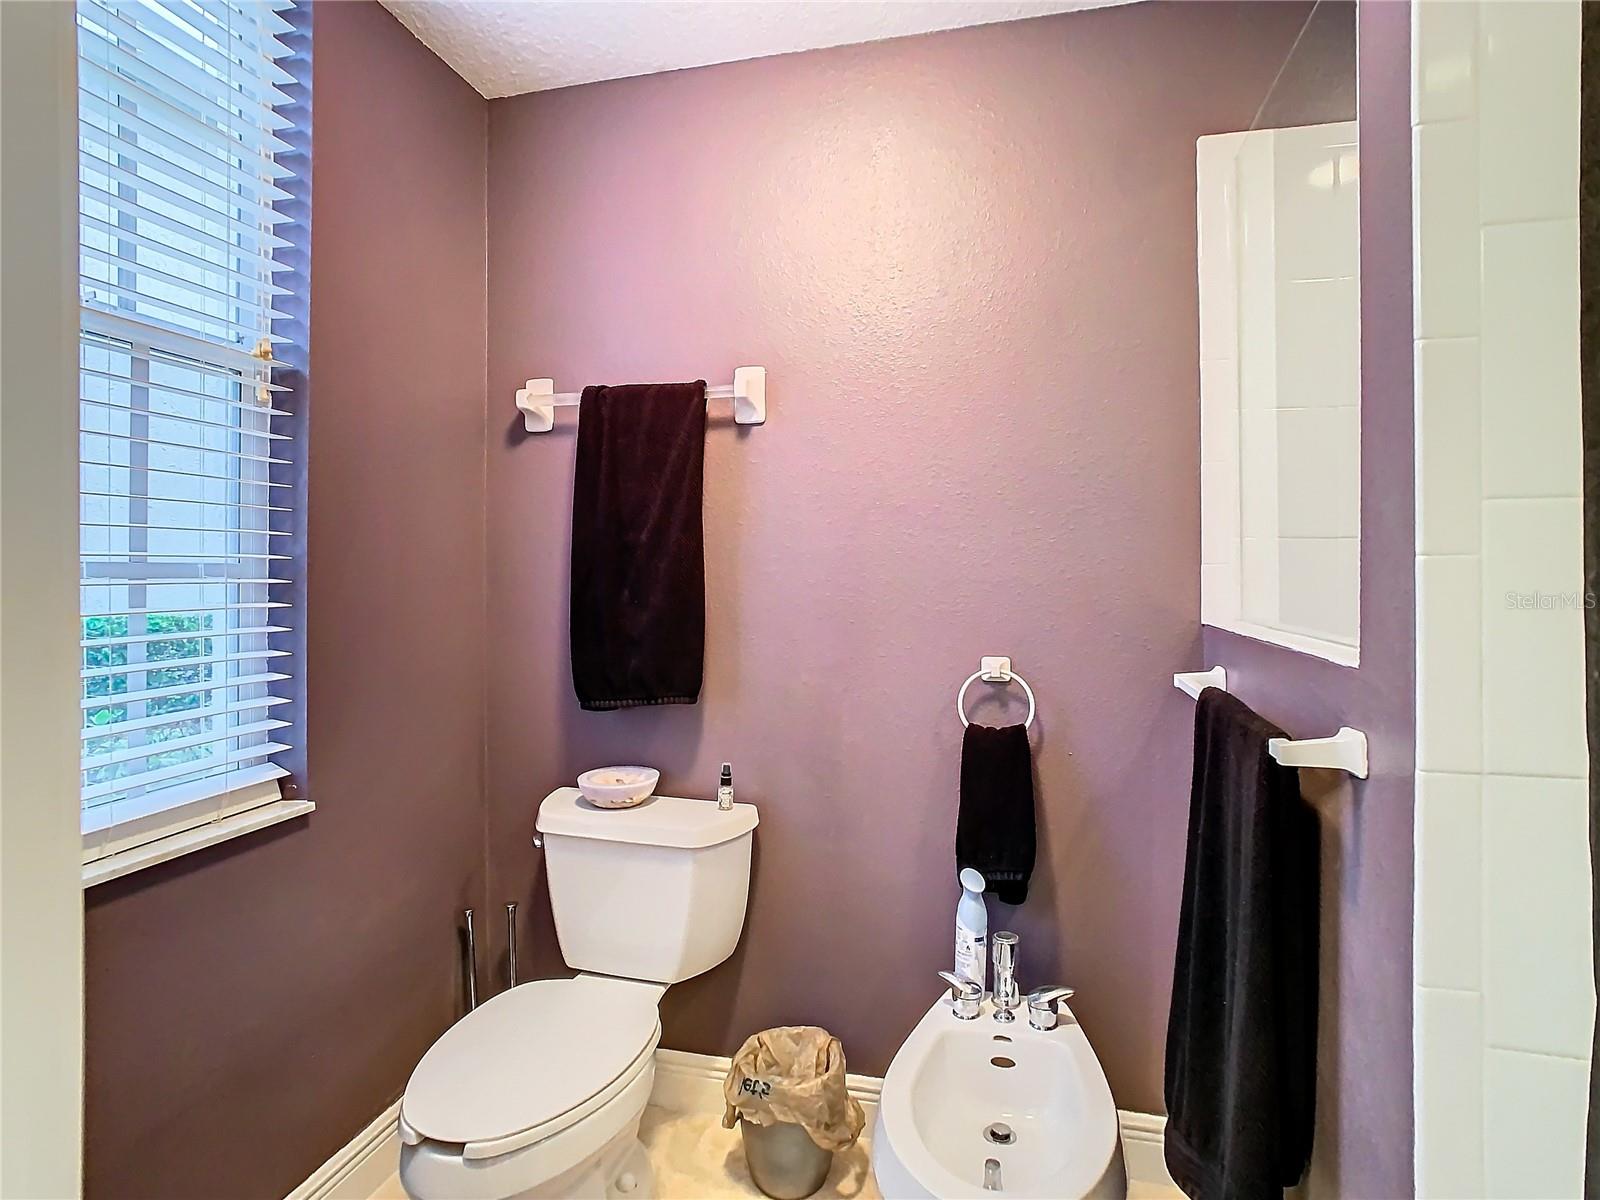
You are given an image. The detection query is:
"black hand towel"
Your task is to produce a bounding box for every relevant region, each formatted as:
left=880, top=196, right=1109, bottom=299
left=956, top=722, right=1035, bottom=906
left=569, top=381, right=707, bottom=711
left=1164, top=687, right=1320, bottom=1200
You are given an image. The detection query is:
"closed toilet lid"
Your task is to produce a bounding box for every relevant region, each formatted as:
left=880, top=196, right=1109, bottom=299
left=402, top=976, right=660, bottom=1146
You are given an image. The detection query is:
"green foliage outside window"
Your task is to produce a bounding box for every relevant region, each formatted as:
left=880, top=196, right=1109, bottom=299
left=83, top=612, right=225, bottom=789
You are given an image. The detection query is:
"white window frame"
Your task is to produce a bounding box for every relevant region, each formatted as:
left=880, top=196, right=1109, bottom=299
left=76, top=0, right=309, bottom=885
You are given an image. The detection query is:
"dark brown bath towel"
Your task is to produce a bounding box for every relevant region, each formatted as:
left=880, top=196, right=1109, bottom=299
left=570, top=381, right=706, bottom=710
left=956, top=722, right=1035, bottom=906
left=1164, top=687, right=1320, bottom=1200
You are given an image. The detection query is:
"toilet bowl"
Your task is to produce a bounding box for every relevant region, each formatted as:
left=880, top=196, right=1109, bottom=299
left=398, top=975, right=662, bottom=1199
left=871, top=991, right=1126, bottom=1200
left=398, top=788, right=759, bottom=1200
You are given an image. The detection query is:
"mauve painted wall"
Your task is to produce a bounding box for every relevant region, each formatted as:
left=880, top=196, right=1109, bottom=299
left=81, top=6, right=488, bottom=1198
left=1199, top=3, right=1416, bottom=1197
left=482, top=1, right=1316, bottom=1114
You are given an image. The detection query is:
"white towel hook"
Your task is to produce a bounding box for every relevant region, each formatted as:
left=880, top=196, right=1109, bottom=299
left=957, top=656, right=1036, bottom=729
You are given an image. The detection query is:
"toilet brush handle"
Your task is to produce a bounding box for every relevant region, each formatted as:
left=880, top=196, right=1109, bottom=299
left=464, top=908, right=479, bottom=1011
left=506, top=903, right=519, bottom=989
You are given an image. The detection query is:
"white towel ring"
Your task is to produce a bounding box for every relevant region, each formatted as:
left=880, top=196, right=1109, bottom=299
left=956, top=662, right=1036, bottom=729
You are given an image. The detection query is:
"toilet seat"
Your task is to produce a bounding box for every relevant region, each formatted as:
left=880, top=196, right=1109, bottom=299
left=400, top=975, right=661, bottom=1160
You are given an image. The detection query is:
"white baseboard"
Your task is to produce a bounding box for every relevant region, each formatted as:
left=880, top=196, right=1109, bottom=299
left=1116, top=1108, right=1172, bottom=1193
left=650, top=1048, right=1177, bottom=1194
left=285, top=1099, right=401, bottom=1200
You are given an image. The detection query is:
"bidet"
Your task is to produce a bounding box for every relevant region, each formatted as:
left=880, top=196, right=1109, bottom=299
left=871, top=987, right=1127, bottom=1199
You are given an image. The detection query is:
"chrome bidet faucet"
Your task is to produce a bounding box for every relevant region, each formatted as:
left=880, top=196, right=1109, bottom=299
left=937, top=971, right=983, bottom=1020
left=1027, top=985, right=1075, bottom=1030
left=991, top=931, right=1020, bottom=1022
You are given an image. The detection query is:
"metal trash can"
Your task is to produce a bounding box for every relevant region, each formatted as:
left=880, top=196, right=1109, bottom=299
left=722, top=1026, right=865, bottom=1200
left=740, top=1118, right=833, bottom=1200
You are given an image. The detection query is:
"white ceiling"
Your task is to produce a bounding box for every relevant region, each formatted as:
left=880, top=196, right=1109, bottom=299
left=381, top=1, right=1131, bottom=99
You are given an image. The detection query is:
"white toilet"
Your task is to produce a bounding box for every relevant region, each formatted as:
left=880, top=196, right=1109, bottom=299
left=397, top=786, right=759, bottom=1200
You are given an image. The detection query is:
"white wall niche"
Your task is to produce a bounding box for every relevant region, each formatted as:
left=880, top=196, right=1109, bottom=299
left=1198, top=120, right=1362, bottom=667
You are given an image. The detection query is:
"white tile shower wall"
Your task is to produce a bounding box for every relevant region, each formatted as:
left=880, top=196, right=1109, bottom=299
left=1417, top=986, right=1485, bottom=1198
left=1415, top=772, right=1482, bottom=991
left=1415, top=338, right=1480, bottom=556
left=1481, top=498, right=1587, bottom=779
left=1480, top=221, right=1581, bottom=499
left=1483, top=775, right=1592, bottom=1059
left=1484, top=1048, right=1591, bottom=1200
left=1412, top=2, right=1593, bottom=1196
left=1417, top=553, right=1482, bottom=774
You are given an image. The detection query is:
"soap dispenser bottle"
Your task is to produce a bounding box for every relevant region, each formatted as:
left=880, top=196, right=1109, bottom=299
left=955, top=868, right=988, bottom=992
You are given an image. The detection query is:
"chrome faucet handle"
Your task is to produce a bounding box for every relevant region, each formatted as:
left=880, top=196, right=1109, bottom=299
left=991, top=932, right=1020, bottom=1022
left=1026, top=985, right=1075, bottom=1031
left=937, top=971, right=983, bottom=1020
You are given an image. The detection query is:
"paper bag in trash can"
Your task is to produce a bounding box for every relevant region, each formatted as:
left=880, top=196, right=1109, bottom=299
left=721, top=1026, right=865, bottom=1152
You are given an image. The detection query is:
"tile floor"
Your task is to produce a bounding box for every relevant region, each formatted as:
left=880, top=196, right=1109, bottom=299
left=639, top=1108, right=1184, bottom=1200
left=641, top=1108, right=879, bottom=1199
left=371, top=1105, right=1185, bottom=1199
left=361, top=1108, right=875, bottom=1200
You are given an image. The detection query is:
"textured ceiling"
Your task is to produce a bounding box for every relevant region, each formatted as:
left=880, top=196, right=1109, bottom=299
left=381, top=1, right=1133, bottom=98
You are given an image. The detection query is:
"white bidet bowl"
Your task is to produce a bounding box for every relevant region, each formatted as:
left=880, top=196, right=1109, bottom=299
left=871, top=992, right=1127, bottom=1199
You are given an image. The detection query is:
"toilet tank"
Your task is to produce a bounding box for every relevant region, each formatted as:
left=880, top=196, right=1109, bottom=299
left=535, top=787, right=758, bottom=984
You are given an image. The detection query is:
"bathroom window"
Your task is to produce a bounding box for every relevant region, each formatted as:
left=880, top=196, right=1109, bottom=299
left=76, top=0, right=300, bottom=868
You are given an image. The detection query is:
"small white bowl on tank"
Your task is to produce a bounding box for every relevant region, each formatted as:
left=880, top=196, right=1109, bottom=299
left=577, top=766, right=660, bottom=809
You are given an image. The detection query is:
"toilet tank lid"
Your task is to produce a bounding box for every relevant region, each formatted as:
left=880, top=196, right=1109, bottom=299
left=537, top=787, right=758, bottom=849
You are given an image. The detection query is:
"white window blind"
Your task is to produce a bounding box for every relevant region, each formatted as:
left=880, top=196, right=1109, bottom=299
left=77, top=0, right=299, bottom=862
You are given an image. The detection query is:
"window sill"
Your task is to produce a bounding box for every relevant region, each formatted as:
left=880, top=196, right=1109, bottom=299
left=1202, top=619, right=1361, bottom=668
left=81, top=798, right=314, bottom=889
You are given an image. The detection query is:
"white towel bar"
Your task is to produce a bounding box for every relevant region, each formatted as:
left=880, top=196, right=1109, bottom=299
left=1172, top=666, right=1369, bottom=778
left=515, top=366, right=766, bottom=433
